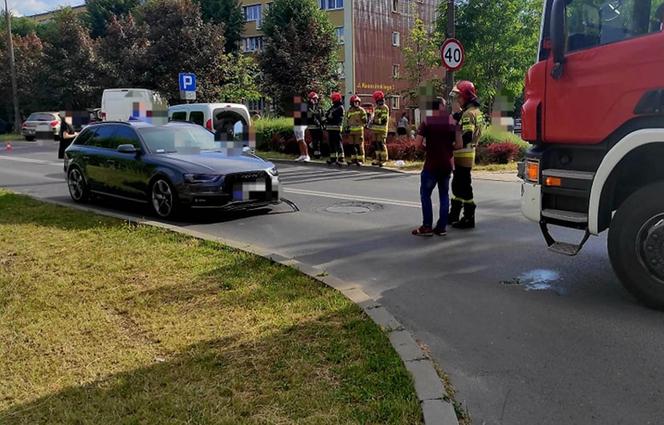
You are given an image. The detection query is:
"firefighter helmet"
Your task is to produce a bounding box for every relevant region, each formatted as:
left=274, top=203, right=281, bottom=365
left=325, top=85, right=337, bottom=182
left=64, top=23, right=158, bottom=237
left=373, top=91, right=385, bottom=102
left=330, top=92, right=342, bottom=103
left=350, top=95, right=361, bottom=105
left=451, top=80, right=478, bottom=104
left=308, top=91, right=319, bottom=101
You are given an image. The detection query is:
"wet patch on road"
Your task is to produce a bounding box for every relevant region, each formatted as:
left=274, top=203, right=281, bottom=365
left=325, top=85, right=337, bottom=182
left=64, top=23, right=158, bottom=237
left=501, top=269, right=567, bottom=295
left=323, top=201, right=384, bottom=214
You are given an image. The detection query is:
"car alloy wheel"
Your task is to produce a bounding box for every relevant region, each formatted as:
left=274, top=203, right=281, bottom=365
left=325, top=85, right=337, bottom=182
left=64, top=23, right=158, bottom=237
left=67, top=168, right=87, bottom=202
left=151, top=179, right=175, bottom=218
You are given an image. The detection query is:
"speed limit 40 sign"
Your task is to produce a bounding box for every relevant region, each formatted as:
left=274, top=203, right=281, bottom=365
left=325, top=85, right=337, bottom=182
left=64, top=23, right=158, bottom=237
left=441, top=38, right=465, bottom=72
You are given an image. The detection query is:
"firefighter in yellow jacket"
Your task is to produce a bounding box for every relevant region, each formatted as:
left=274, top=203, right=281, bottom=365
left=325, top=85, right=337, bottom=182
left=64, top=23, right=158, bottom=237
left=450, top=80, right=484, bottom=229
left=370, top=91, right=390, bottom=167
left=345, top=95, right=369, bottom=166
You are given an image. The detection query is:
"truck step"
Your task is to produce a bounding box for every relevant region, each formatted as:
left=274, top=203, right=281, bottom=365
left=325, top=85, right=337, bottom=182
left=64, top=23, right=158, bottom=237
left=549, top=241, right=585, bottom=256
left=542, top=209, right=588, bottom=224
left=541, top=169, right=595, bottom=180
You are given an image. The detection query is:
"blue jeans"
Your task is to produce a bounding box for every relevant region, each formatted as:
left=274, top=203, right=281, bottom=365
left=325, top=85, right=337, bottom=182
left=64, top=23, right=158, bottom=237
left=420, top=169, right=450, bottom=229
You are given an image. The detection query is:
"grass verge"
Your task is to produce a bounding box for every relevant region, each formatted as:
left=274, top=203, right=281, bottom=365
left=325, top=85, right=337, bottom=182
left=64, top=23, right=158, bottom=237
left=0, top=134, right=21, bottom=142
left=0, top=190, right=421, bottom=424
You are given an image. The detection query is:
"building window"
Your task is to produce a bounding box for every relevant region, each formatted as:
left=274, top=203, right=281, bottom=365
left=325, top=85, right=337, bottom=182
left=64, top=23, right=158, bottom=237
left=336, top=27, right=345, bottom=44
left=337, top=62, right=345, bottom=79
left=392, top=64, right=400, bottom=79
left=390, top=96, right=400, bottom=110
left=243, top=4, right=262, bottom=25
left=247, top=98, right=266, bottom=112
left=392, top=31, right=400, bottom=47
left=392, top=0, right=399, bottom=13
left=320, top=0, right=343, bottom=10
left=243, top=36, right=263, bottom=52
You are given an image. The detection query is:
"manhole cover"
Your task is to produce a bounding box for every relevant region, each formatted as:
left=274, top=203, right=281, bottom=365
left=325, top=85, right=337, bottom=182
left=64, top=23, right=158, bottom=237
left=324, top=201, right=382, bottom=214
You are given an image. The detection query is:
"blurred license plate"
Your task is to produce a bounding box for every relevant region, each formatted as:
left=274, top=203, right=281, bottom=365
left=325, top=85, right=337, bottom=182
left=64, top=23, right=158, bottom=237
left=233, top=178, right=267, bottom=201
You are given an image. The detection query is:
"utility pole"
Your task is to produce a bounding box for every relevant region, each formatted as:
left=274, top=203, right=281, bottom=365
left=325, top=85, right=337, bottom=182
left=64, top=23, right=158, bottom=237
left=444, top=0, right=455, bottom=99
left=4, top=0, right=21, bottom=134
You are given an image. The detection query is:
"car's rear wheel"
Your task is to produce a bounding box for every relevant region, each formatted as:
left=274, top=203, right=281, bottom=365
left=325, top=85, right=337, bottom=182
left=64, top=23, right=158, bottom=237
left=24, top=136, right=35, bottom=141
left=150, top=178, right=179, bottom=219
left=608, top=182, right=664, bottom=309
left=67, top=167, right=89, bottom=203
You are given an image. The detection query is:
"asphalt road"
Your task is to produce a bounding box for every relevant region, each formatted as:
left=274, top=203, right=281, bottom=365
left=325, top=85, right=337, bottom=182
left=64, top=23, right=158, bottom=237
left=1, top=140, right=663, bottom=425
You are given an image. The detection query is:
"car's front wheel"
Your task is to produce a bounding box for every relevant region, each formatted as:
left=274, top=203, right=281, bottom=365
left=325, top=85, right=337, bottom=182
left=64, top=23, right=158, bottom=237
left=24, top=136, right=35, bottom=141
left=67, top=167, right=89, bottom=203
left=150, top=178, right=179, bottom=219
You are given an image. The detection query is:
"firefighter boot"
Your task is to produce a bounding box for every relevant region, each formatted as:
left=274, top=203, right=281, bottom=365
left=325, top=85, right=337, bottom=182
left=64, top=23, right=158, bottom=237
left=453, top=203, right=476, bottom=229
left=449, top=199, right=463, bottom=225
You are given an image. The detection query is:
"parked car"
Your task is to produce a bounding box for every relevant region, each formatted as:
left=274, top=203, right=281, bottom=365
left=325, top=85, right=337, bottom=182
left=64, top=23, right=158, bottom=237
left=101, top=88, right=169, bottom=125
left=21, top=112, right=60, bottom=141
left=168, top=103, right=251, bottom=142
left=64, top=121, right=280, bottom=219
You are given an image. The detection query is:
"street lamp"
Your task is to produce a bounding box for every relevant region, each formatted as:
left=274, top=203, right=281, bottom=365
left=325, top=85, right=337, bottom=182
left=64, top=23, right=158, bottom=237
left=3, top=0, right=21, bottom=134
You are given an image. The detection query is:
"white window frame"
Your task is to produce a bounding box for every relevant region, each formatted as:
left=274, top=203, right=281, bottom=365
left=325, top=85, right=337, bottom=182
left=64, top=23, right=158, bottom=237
left=337, top=61, right=345, bottom=79
left=390, top=96, right=400, bottom=110
left=336, top=26, right=345, bottom=44
left=392, top=31, right=400, bottom=47
left=243, top=36, right=263, bottom=53
left=243, top=4, right=262, bottom=27
left=392, top=64, right=400, bottom=79
left=320, top=0, right=343, bottom=10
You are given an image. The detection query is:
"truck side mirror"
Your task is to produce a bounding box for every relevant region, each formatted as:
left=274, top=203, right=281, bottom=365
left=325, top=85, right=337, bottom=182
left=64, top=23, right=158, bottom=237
left=550, top=0, right=566, bottom=79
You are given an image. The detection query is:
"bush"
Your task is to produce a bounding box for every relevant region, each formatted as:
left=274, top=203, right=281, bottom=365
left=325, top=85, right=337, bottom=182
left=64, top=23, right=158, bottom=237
left=386, top=136, right=425, bottom=161
left=254, top=117, right=294, bottom=152
left=485, top=142, right=521, bottom=164
left=476, top=126, right=530, bottom=164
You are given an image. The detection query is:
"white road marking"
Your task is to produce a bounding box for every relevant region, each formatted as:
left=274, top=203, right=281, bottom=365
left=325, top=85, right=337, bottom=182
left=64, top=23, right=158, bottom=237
left=283, top=187, right=421, bottom=208
left=0, top=155, right=61, bottom=166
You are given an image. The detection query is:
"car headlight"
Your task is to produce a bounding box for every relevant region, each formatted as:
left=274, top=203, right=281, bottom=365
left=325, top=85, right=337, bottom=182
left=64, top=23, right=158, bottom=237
left=183, top=174, right=221, bottom=184
left=267, top=166, right=279, bottom=176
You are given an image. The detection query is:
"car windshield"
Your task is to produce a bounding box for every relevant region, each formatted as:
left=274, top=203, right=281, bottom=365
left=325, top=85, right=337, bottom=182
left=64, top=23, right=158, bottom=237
left=27, top=113, right=56, bottom=121
left=138, top=125, right=223, bottom=154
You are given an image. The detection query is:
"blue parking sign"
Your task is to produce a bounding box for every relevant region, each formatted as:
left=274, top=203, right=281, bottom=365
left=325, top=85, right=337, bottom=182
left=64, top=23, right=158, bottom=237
left=178, top=73, right=197, bottom=92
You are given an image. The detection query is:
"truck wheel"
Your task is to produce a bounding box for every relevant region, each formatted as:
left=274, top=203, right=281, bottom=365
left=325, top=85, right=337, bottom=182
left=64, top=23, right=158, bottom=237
left=608, top=182, right=664, bottom=309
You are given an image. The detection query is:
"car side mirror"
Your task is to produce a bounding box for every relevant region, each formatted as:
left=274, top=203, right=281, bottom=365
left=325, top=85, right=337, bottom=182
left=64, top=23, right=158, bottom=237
left=117, top=144, right=138, bottom=154
left=550, top=0, right=567, bottom=80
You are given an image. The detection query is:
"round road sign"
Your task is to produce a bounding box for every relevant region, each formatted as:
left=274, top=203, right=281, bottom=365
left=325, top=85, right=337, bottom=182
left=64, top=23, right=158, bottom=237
left=441, top=38, right=465, bottom=72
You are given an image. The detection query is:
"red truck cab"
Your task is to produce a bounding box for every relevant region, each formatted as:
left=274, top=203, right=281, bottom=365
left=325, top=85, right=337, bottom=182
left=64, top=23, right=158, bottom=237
left=520, top=0, right=664, bottom=308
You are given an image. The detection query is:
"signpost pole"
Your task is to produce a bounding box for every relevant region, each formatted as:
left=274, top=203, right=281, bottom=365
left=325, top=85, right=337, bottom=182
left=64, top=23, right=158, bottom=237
left=444, top=0, right=456, bottom=101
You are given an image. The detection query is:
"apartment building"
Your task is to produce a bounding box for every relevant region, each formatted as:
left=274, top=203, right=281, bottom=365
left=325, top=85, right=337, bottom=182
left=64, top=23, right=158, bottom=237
left=241, top=0, right=441, bottom=117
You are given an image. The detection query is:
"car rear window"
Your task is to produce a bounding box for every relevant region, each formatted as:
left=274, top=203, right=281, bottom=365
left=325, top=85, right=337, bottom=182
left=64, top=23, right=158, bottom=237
left=27, top=113, right=56, bottom=122
left=171, top=111, right=187, bottom=122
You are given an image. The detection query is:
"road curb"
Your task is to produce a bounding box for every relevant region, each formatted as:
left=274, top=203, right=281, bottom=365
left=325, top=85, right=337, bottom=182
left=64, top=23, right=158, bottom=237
left=31, top=197, right=459, bottom=425
left=268, top=158, right=409, bottom=174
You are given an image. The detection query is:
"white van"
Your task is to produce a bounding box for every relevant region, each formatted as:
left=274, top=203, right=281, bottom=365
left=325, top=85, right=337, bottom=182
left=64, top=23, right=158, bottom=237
left=101, top=88, right=169, bottom=125
left=168, top=103, right=252, bottom=142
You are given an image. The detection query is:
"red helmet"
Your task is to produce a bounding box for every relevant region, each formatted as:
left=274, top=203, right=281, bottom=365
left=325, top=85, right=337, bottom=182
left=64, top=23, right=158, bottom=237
left=451, top=80, right=478, bottom=104
left=350, top=95, right=361, bottom=105
left=373, top=91, right=385, bottom=102
left=308, top=91, right=319, bottom=101
left=330, top=92, right=342, bottom=103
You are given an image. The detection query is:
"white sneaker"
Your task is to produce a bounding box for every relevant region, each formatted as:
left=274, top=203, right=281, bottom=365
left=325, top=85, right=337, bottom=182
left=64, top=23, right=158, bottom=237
left=295, top=155, right=305, bottom=161
left=302, top=155, right=311, bottom=162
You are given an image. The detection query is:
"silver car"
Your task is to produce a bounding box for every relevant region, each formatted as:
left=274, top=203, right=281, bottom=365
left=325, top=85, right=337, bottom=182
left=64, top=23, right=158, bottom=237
left=21, top=112, right=60, bottom=141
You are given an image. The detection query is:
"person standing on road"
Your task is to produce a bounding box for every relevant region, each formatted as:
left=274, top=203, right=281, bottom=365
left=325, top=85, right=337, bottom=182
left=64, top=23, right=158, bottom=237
left=325, top=92, right=346, bottom=166
left=370, top=91, right=390, bottom=167
left=449, top=81, right=484, bottom=230
left=306, top=92, right=324, bottom=159
left=57, top=112, right=76, bottom=159
left=345, top=95, right=369, bottom=166
left=293, top=96, right=310, bottom=162
left=412, top=98, right=461, bottom=237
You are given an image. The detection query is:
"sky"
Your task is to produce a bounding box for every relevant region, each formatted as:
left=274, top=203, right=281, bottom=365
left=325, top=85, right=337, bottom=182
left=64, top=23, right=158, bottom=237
left=5, top=0, right=85, bottom=17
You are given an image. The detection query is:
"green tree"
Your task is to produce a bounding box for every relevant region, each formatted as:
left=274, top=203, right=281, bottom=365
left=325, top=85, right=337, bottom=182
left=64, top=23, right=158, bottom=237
left=195, top=0, right=244, bottom=53
left=97, top=13, right=150, bottom=88
left=437, top=0, right=543, bottom=111
left=217, top=53, right=262, bottom=102
left=86, top=0, right=142, bottom=38
left=401, top=17, right=444, bottom=106
left=138, top=0, right=236, bottom=103
left=259, top=0, right=338, bottom=114
left=0, top=13, right=37, bottom=37
left=39, top=8, right=102, bottom=110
